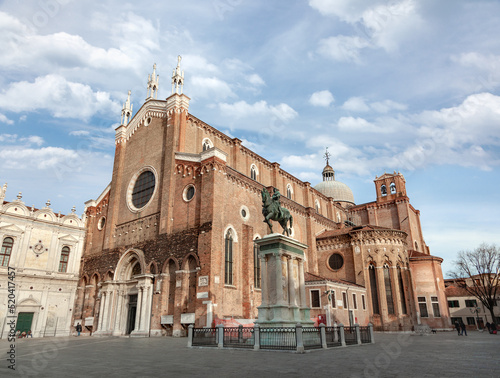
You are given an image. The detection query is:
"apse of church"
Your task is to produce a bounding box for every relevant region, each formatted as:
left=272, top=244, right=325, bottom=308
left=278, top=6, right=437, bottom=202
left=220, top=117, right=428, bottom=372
left=73, top=57, right=449, bottom=337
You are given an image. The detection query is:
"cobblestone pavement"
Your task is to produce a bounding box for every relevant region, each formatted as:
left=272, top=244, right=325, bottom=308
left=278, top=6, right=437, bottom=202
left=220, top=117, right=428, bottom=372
left=1, top=331, right=499, bottom=377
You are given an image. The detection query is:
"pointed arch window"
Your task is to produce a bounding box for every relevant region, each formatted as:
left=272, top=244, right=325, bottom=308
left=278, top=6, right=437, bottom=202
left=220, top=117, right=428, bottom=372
left=390, top=182, right=396, bottom=194
left=398, top=266, right=407, bottom=314
left=58, top=246, right=70, bottom=272
left=254, top=237, right=261, bottom=289
left=250, top=165, right=257, bottom=181
left=369, top=264, right=380, bottom=314
left=225, top=229, right=233, bottom=285
left=315, top=200, right=320, bottom=214
left=202, top=138, right=213, bottom=152
left=286, top=184, right=293, bottom=199
left=381, top=185, right=387, bottom=196
left=1, top=237, right=14, bottom=267
left=384, top=264, right=395, bottom=314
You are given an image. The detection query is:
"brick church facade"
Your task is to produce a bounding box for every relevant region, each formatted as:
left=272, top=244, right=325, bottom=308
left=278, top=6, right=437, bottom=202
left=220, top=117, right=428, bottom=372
left=72, top=58, right=450, bottom=336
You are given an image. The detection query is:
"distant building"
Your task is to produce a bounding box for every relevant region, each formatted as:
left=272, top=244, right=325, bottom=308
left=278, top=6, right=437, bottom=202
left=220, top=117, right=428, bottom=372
left=445, top=278, right=500, bottom=329
left=73, top=58, right=450, bottom=337
left=0, top=185, right=85, bottom=337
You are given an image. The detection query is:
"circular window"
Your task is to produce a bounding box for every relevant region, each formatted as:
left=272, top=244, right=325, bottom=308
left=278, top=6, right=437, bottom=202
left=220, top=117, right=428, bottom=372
left=328, top=253, right=344, bottom=270
left=240, top=205, right=250, bottom=221
left=97, top=217, right=106, bottom=230
left=145, top=117, right=152, bottom=126
left=129, top=170, right=156, bottom=210
left=183, top=185, right=195, bottom=202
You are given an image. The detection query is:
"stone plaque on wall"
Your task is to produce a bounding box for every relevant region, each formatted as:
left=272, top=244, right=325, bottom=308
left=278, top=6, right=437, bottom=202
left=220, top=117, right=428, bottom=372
left=196, top=292, right=208, bottom=299
left=161, top=315, right=173, bottom=325
left=180, top=313, right=195, bottom=324
left=84, top=317, right=94, bottom=326
left=198, top=276, right=208, bottom=287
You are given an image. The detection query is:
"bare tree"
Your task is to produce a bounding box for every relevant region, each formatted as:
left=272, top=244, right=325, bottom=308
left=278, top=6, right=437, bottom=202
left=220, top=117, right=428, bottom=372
left=448, top=243, right=500, bottom=325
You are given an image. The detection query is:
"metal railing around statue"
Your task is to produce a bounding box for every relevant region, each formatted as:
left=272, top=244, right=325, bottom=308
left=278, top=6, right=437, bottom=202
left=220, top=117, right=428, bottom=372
left=359, top=326, right=371, bottom=344
left=344, top=326, right=358, bottom=345
left=325, top=326, right=342, bottom=347
left=223, top=326, right=254, bottom=348
left=191, top=327, right=218, bottom=347
left=302, top=327, right=322, bottom=350
left=188, top=323, right=374, bottom=352
left=259, top=327, right=297, bottom=350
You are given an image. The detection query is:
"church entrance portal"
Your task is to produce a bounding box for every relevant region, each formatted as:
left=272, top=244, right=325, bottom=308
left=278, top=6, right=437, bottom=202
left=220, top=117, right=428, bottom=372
left=126, top=294, right=137, bottom=335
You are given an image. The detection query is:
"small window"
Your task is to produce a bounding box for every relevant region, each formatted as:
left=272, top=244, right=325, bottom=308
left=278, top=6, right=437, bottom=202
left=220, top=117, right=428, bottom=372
left=1, top=237, right=14, bottom=267
left=465, top=299, right=478, bottom=308
left=342, top=292, right=348, bottom=308
left=97, top=217, right=106, bottom=231
left=418, top=297, right=428, bottom=318
left=352, top=293, right=357, bottom=310
left=202, top=138, right=213, bottom=151
left=183, top=185, right=196, bottom=202
left=381, top=185, right=387, bottom=196
left=286, top=184, right=292, bottom=199
left=311, top=290, right=320, bottom=308
left=414, top=241, right=419, bottom=251
left=432, top=302, right=441, bottom=318
left=250, top=165, right=257, bottom=180
left=448, top=300, right=460, bottom=308
left=330, top=291, right=336, bottom=308
left=58, top=246, right=70, bottom=272
left=467, top=317, right=476, bottom=325
left=328, top=253, right=344, bottom=270
left=362, top=294, right=366, bottom=310
left=315, top=200, right=320, bottom=214
left=390, top=182, right=396, bottom=194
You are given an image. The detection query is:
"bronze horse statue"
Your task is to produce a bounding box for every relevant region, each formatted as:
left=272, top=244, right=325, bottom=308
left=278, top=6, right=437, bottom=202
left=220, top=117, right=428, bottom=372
left=261, top=187, right=293, bottom=236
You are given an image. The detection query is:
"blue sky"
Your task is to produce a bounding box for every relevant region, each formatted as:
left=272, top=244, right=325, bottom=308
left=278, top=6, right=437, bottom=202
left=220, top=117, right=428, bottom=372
left=1, top=0, right=499, bottom=275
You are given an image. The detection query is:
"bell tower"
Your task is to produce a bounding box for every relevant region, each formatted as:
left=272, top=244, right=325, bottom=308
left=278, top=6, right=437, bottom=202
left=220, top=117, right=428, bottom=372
left=374, top=171, right=407, bottom=202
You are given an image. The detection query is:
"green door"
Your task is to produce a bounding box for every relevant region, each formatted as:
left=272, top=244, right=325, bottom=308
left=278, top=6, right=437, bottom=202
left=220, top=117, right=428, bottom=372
left=16, top=312, right=34, bottom=335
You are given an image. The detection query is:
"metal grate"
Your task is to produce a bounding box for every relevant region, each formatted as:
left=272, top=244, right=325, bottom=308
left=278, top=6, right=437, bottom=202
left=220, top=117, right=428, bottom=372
left=344, top=326, right=357, bottom=345
left=302, top=327, right=322, bottom=350
left=360, top=326, right=371, bottom=344
left=259, top=327, right=297, bottom=350
left=192, top=327, right=218, bottom=347
left=325, top=326, right=342, bottom=347
left=223, top=327, right=254, bottom=348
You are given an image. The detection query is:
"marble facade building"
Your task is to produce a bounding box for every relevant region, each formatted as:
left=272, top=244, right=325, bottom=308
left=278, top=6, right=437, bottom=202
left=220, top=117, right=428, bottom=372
left=0, top=185, right=85, bottom=337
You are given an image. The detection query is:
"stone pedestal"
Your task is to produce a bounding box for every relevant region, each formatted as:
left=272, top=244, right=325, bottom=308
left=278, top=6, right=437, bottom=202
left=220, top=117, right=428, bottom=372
left=255, top=234, right=314, bottom=327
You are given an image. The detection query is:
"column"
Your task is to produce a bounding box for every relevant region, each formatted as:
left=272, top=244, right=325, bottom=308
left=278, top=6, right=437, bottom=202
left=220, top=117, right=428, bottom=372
left=298, top=258, right=307, bottom=308
left=275, top=253, right=285, bottom=306
left=101, top=290, right=112, bottom=332
left=113, top=290, right=124, bottom=334
left=134, top=286, right=143, bottom=332
left=260, top=255, right=268, bottom=306
left=97, top=292, right=106, bottom=332
left=287, top=256, right=297, bottom=307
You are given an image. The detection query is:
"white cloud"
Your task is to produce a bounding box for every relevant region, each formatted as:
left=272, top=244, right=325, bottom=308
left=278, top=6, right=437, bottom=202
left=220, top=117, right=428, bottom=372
left=190, top=76, right=235, bottom=100
left=338, top=116, right=385, bottom=133
left=342, top=97, right=406, bottom=113
left=0, top=146, right=79, bottom=170
left=247, top=73, right=265, bottom=86
left=219, top=100, right=298, bottom=123
left=309, top=0, right=382, bottom=23
left=69, top=130, right=91, bottom=137
left=20, top=135, right=44, bottom=146
left=342, top=97, right=370, bottom=112
left=452, top=52, right=500, bottom=90
left=317, top=35, right=370, bottom=63
left=309, top=90, right=334, bottom=107
left=0, top=113, right=14, bottom=125
left=0, top=74, right=120, bottom=120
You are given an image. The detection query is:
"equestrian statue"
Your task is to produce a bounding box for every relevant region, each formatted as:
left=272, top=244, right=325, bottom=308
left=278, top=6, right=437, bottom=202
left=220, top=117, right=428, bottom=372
left=261, top=187, right=293, bottom=236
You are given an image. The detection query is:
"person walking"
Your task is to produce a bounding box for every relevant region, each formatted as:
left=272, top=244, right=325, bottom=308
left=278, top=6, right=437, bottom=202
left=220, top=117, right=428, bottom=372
left=460, top=321, right=467, bottom=336
left=76, top=323, right=82, bottom=336
left=454, top=320, right=461, bottom=335
left=486, top=322, right=491, bottom=333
